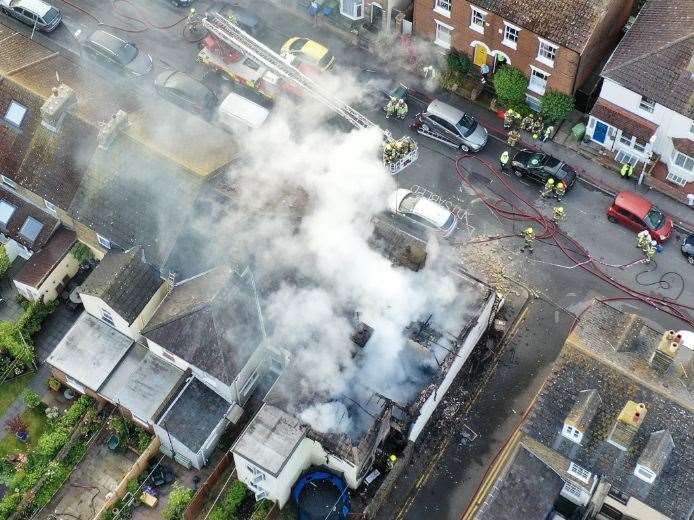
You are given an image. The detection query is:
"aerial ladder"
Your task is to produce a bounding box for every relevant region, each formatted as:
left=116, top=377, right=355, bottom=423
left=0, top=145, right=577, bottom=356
left=201, top=13, right=418, bottom=174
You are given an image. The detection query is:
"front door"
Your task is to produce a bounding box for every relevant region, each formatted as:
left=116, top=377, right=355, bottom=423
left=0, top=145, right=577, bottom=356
left=473, top=44, right=487, bottom=67
left=592, top=121, right=608, bottom=143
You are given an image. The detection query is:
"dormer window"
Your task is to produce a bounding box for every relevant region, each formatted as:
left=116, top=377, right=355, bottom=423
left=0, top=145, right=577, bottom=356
left=97, top=233, right=111, bottom=249
left=4, top=101, right=27, bottom=127
left=639, top=96, right=655, bottom=113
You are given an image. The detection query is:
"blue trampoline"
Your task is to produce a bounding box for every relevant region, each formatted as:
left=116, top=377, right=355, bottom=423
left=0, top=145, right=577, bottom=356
left=293, top=471, right=350, bottom=520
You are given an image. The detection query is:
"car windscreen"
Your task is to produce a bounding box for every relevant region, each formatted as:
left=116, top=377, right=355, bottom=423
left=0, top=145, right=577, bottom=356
left=455, top=114, right=477, bottom=137
left=289, top=38, right=307, bottom=52
left=390, top=84, right=407, bottom=99
left=43, top=7, right=59, bottom=23
left=318, top=53, right=333, bottom=68
left=117, top=43, right=138, bottom=64
left=443, top=213, right=455, bottom=230
left=644, top=207, right=664, bottom=229
left=398, top=193, right=419, bottom=213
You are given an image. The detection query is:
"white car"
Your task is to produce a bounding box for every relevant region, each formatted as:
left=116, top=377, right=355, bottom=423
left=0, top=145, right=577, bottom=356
left=387, top=189, right=457, bottom=237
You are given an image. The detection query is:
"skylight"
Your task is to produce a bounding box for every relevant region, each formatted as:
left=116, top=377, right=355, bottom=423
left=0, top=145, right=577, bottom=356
left=19, top=216, right=43, bottom=242
left=0, top=200, right=16, bottom=227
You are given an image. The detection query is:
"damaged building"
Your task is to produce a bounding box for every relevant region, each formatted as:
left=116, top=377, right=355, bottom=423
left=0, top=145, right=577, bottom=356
left=232, top=267, right=500, bottom=506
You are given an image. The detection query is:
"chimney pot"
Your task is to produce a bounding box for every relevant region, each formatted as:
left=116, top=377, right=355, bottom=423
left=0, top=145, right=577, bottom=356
left=97, top=110, right=129, bottom=150
left=40, top=84, right=76, bottom=132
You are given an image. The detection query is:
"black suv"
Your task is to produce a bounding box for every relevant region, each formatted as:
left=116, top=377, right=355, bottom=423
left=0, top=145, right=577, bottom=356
left=507, top=149, right=577, bottom=189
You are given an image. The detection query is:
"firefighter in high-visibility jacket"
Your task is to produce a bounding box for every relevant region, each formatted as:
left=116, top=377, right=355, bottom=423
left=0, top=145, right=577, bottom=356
left=554, top=181, right=566, bottom=201
left=636, top=230, right=650, bottom=250
left=541, top=178, right=555, bottom=197
left=553, top=206, right=566, bottom=222
left=521, top=226, right=536, bottom=253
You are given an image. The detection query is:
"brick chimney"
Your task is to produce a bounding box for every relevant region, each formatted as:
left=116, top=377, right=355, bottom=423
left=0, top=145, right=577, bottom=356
left=649, top=330, right=680, bottom=374
left=607, top=401, right=646, bottom=451
left=97, top=110, right=128, bottom=150
left=40, top=84, right=76, bottom=132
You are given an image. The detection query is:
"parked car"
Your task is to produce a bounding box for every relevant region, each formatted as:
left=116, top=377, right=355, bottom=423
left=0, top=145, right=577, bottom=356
left=387, top=189, right=457, bottom=237
left=207, top=2, right=263, bottom=36
left=0, top=0, right=61, bottom=32
left=216, top=91, right=270, bottom=132
left=357, top=69, right=408, bottom=104
left=280, top=37, right=335, bottom=71
left=154, top=70, right=218, bottom=116
left=508, top=150, right=577, bottom=190
left=680, top=234, right=694, bottom=264
left=82, top=30, right=152, bottom=77
left=606, top=191, right=673, bottom=243
left=411, top=100, right=488, bottom=152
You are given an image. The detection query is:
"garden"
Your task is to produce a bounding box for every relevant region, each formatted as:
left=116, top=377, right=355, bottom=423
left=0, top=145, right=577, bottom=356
left=0, top=395, right=101, bottom=520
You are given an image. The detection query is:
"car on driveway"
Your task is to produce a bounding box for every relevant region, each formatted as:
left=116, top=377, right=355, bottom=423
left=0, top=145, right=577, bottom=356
left=606, top=191, right=673, bottom=243
left=154, top=70, right=218, bottom=116
left=680, top=234, right=694, bottom=264
left=357, top=69, right=408, bottom=104
left=508, top=149, right=577, bottom=189
left=387, top=188, right=457, bottom=237
left=0, top=0, right=61, bottom=32
left=411, top=99, right=487, bottom=152
left=82, top=30, right=153, bottom=77
left=280, top=37, right=335, bottom=71
left=207, top=2, right=263, bottom=36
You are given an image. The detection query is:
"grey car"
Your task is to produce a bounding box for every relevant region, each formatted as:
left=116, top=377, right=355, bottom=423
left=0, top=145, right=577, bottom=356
left=412, top=99, right=488, bottom=152
left=154, top=70, right=218, bottom=116
left=0, top=0, right=61, bottom=32
left=207, top=2, right=263, bottom=36
left=82, top=30, right=153, bottom=77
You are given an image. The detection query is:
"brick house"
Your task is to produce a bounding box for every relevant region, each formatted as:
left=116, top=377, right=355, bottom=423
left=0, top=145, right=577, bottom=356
left=412, top=0, right=633, bottom=108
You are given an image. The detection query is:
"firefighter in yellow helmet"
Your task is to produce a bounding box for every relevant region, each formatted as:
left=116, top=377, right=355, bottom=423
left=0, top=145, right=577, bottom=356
left=521, top=226, right=536, bottom=253
left=541, top=177, right=555, bottom=198
left=553, top=206, right=566, bottom=222
left=554, top=181, right=566, bottom=201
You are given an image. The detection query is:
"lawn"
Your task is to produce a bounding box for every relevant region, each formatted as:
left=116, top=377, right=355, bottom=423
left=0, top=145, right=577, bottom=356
left=0, top=407, right=49, bottom=459
left=0, top=373, right=34, bottom=418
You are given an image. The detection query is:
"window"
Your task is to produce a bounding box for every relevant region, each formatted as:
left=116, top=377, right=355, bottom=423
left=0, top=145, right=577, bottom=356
left=672, top=150, right=694, bottom=173
left=632, top=140, right=646, bottom=153
left=434, top=20, right=453, bottom=49
left=526, top=94, right=541, bottom=112
left=0, top=200, right=16, bottom=227
left=619, top=132, right=633, bottom=146
left=666, top=171, right=688, bottom=186
left=246, top=464, right=267, bottom=485
left=568, top=462, right=591, bottom=484
left=469, top=6, right=486, bottom=33
left=635, top=465, right=655, bottom=481
left=1, top=175, right=17, bottom=190
left=573, top=429, right=579, bottom=438
left=340, top=0, right=364, bottom=19
left=4, top=101, right=27, bottom=127
left=639, top=96, right=655, bottom=113
left=502, top=22, right=520, bottom=49
left=615, top=149, right=638, bottom=165
left=434, top=0, right=451, bottom=15
left=100, top=308, right=115, bottom=326
left=537, top=39, right=557, bottom=66
left=529, top=67, right=550, bottom=95
left=19, top=216, right=43, bottom=243
left=560, top=481, right=585, bottom=504
left=44, top=199, right=57, bottom=216
left=689, top=122, right=694, bottom=134
left=96, top=233, right=111, bottom=249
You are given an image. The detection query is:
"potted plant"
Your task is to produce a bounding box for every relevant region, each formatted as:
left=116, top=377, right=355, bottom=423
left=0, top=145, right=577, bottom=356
left=47, top=377, right=62, bottom=392
left=6, top=415, right=28, bottom=443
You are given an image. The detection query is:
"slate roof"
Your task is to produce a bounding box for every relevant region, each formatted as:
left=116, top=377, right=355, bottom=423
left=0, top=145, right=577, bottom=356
left=590, top=98, right=658, bottom=143
left=142, top=266, right=265, bottom=385
left=469, top=0, right=620, bottom=52
left=601, top=0, right=694, bottom=118
left=637, top=429, right=674, bottom=477
left=0, top=187, right=59, bottom=250
left=13, top=226, right=76, bottom=288
left=79, top=247, right=163, bottom=324
left=672, top=138, right=694, bottom=157
left=158, top=378, right=231, bottom=453
left=0, top=80, right=44, bottom=179
left=564, top=389, right=601, bottom=433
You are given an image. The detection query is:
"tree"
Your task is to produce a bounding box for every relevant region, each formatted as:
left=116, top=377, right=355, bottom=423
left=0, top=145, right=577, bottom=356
left=540, top=90, right=575, bottom=122
left=492, top=66, right=528, bottom=103
left=23, top=389, right=42, bottom=409
left=446, top=49, right=471, bottom=77
left=162, top=482, right=195, bottom=520
left=71, top=243, right=94, bottom=266
left=0, top=245, right=10, bottom=277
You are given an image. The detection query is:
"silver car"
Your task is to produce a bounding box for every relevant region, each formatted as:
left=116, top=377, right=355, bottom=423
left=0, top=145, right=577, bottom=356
left=412, top=99, right=488, bottom=152
left=82, top=30, right=153, bottom=77
left=387, top=189, right=457, bottom=237
left=0, top=0, right=61, bottom=32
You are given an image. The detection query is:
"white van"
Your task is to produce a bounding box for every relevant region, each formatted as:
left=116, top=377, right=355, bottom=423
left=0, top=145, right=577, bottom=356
left=216, top=91, right=270, bottom=133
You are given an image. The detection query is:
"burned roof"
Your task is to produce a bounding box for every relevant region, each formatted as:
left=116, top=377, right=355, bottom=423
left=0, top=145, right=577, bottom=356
left=158, top=377, right=231, bottom=453
left=79, top=247, right=163, bottom=324
left=601, top=0, right=694, bottom=118
left=468, top=0, right=622, bottom=52
left=0, top=187, right=58, bottom=250
left=474, top=444, right=565, bottom=520
left=13, top=226, right=76, bottom=288
left=523, top=344, right=694, bottom=519
left=142, top=266, right=265, bottom=385
left=232, top=404, right=307, bottom=476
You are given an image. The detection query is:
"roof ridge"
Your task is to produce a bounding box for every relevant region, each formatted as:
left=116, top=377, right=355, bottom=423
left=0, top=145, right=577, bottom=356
left=604, top=30, right=694, bottom=76
left=143, top=303, right=210, bottom=335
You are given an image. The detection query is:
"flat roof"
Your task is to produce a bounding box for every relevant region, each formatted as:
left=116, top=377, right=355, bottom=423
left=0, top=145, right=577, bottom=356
left=46, top=312, right=133, bottom=391
left=158, top=378, right=231, bottom=453
left=99, top=343, right=184, bottom=421
left=232, top=404, right=306, bottom=476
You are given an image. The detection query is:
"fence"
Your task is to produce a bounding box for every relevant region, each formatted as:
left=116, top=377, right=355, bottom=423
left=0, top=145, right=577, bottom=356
left=184, top=452, right=235, bottom=520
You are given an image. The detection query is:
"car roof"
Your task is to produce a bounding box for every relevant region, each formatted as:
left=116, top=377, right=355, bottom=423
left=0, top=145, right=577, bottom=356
left=87, top=29, right=127, bottom=51
left=300, top=39, right=329, bottom=60
left=426, top=99, right=465, bottom=124
left=219, top=91, right=269, bottom=128
left=162, top=71, right=211, bottom=98
left=12, top=0, right=52, bottom=16
left=614, top=191, right=653, bottom=218
left=413, top=197, right=452, bottom=227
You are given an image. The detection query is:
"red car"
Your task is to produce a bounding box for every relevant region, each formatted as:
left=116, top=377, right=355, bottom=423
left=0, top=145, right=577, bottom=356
left=607, top=191, right=673, bottom=243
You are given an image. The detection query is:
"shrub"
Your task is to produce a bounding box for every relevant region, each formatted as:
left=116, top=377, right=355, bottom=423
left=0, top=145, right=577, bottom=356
left=60, top=395, right=93, bottom=428
left=208, top=481, right=248, bottom=520
left=17, top=300, right=58, bottom=339
left=0, top=493, right=21, bottom=520
left=33, top=461, right=71, bottom=509
left=446, top=49, right=471, bottom=76
left=503, top=100, right=534, bottom=118
left=0, top=245, right=10, bottom=277
left=6, top=415, right=27, bottom=435
left=493, top=66, right=528, bottom=103
left=71, top=243, right=94, bottom=266
left=36, top=426, right=71, bottom=458
left=23, top=389, right=42, bottom=409
left=540, top=90, right=575, bottom=122
left=0, top=322, right=34, bottom=365
left=162, top=482, right=195, bottom=520
left=136, top=430, right=152, bottom=453
left=251, top=500, right=274, bottom=520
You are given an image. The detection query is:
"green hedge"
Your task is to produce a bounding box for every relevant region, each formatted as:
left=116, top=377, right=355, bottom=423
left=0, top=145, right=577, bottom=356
left=493, top=66, right=528, bottom=104
left=539, top=90, right=575, bottom=122
left=0, top=300, right=58, bottom=365
left=209, top=481, right=248, bottom=520
left=0, top=245, right=10, bottom=278
left=162, top=482, right=195, bottom=520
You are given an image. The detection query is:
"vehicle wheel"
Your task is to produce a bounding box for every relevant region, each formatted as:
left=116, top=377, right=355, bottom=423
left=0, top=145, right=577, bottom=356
left=688, top=255, right=694, bottom=265
left=459, top=144, right=469, bottom=153
left=607, top=215, right=617, bottom=223
left=513, top=169, right=522, bottom=178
